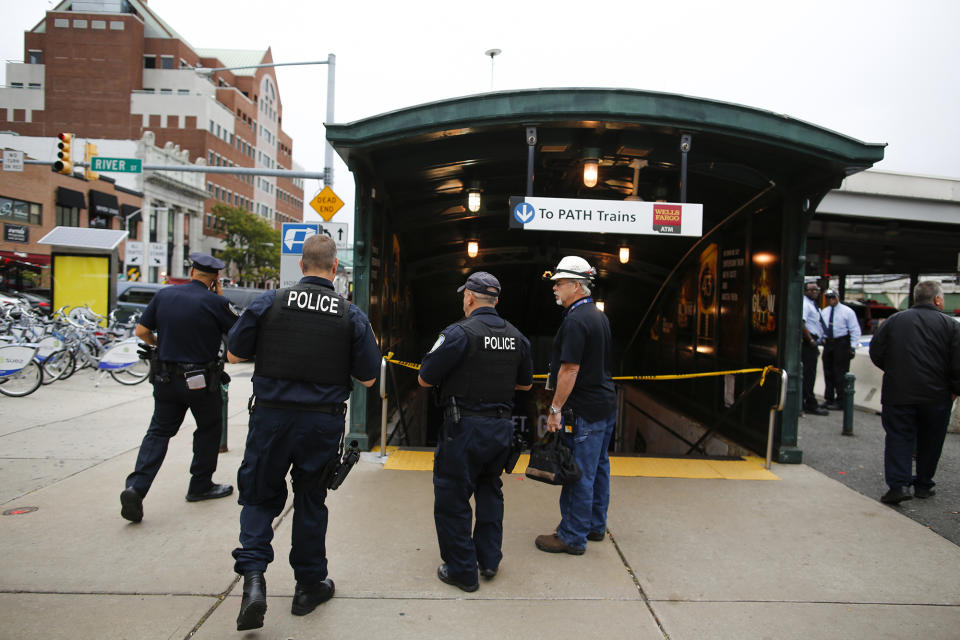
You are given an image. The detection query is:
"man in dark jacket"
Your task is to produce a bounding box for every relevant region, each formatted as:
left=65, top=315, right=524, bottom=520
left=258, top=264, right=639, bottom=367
left=869, top=280, right=960, bottom=505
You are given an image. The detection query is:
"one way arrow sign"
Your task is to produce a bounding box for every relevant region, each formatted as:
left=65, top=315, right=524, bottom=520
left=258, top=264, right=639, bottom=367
left=317, top=222, right=349, bottom=250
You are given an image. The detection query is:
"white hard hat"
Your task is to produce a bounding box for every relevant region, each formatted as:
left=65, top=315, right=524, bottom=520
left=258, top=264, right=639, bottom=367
left=549, top=256, right=596, bottom=280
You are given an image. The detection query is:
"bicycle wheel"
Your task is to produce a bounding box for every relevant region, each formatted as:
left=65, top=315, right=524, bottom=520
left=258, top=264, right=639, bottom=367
left=0, top=360, right=43, bottom=397
left=42, top=350, right=75, bottom=384
left=109, top=359, right=150, bottom=385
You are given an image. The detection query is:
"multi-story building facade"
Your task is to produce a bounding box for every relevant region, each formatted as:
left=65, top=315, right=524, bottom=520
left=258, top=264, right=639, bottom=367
left=0, top=0, right=304, bottom=257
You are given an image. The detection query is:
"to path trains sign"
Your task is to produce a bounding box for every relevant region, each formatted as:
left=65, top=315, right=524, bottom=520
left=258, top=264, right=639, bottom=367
left=509, top=196, right=703, bottom=237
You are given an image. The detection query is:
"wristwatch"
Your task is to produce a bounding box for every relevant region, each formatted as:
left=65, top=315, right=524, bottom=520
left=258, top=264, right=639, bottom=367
left=549, top=405, right=562, bottom=415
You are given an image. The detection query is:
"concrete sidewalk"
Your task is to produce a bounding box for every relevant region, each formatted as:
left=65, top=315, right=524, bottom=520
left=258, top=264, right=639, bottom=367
left=1, top=363, right=958, bottom=639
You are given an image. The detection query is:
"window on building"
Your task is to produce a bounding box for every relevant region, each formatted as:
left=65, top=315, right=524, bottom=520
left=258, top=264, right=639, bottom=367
left=143, top=55, right=156, bottom=69
left=149, top=211, right=157, bottom=242
left=209, top=120, right=214, bottom=133
left=28, top=83, right=41, bottom=89
left=27, top=50, right=42, bottom=64
left=177, top=89, right=189, bottom=95
left=160, top=56, right=174, bottom=69
left=55, top=205, right=79, bottom=227
left=160, top=88, right=172, bottom=95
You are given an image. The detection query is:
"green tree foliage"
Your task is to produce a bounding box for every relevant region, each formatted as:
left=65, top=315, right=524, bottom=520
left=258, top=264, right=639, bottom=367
left=214, top=203, right=280, bottom=285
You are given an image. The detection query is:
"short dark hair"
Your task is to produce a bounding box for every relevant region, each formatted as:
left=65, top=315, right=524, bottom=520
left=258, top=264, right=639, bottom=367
left=914, top=280, right=942, bottom=305
left=301, top=234, right=337, bottom=272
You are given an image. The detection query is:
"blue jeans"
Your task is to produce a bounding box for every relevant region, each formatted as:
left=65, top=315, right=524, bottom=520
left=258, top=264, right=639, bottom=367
left=557, top=411, right=617, bottom=550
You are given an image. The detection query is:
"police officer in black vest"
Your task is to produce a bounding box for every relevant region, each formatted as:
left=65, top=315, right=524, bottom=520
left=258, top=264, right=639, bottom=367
left=418, top=272, right=533, bottom=592
left=226, top=234, right=379, bottom=631
left=120, top=253, right=238, bottom=524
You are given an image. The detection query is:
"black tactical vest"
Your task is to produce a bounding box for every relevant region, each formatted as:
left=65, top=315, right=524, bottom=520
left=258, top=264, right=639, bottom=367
left=254, top=283, right=351, bottom=385
left=440, top=314, right=524, bottom=405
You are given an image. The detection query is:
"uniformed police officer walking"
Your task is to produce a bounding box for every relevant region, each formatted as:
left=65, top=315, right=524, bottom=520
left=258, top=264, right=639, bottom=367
left=418, top=272, right=533, bottom=592
left=535, top=256, right=617, bottom=556
left=120, top=253, right=238, bottom=523
left=226, top=234, right=379, bottom=631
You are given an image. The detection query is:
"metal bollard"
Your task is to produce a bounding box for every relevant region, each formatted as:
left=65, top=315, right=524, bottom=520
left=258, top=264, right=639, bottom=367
left=841, top=372, right=855, bottom=436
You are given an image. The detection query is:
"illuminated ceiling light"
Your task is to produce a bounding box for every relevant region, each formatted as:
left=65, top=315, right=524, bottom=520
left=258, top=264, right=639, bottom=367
left=752, top=252, right=776, bottom=265
left=467, top=181, right=483, bottom=213
left=595, top=300, right=605, bottom=312
left=467, top=240, right=479, bottom=258
left=582, top=147, right=600, bottom=188
left=619, top=245, right=630, bottom=264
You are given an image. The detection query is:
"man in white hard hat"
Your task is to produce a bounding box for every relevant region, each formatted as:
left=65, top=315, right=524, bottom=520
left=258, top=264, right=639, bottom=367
left=535, top=256, right=618, bottom=555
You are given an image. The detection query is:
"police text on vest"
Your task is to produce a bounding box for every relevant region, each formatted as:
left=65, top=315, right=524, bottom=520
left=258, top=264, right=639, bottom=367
left=287, top=290, right=340, bottom=314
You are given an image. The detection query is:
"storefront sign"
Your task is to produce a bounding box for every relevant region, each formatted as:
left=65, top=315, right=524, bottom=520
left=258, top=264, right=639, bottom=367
left=509, top=196, right=703, bottom=237
left=4, top=223, right=28, bottom=243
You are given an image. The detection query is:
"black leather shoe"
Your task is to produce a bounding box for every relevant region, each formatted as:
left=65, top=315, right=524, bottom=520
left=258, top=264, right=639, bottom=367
left=185, top=483, right=233, bottom=502
left=479, top=566, right=497, bottom=579
left=805, top=405, right=829, bottom=416
left=824, top=402, right=843, bottom=410
left=880, top=486, right=913, bottom=504
left=587, top=530, right=606, bottom=541
left=236, top=571, right=266, bottom=631
left=120, top=487, right=143, bottom=523
left=914, top=486, right=936, bottom=499
left=437, top=564, right=478, bottom=592
left=291, top=578, right=335, bottom=615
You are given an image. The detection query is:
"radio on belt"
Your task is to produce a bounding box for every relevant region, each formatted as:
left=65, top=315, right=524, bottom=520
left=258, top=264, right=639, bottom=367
left=286, top=290, right=340, bottom=313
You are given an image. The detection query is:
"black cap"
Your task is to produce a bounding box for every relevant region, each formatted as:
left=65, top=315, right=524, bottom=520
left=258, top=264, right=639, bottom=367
left=457, top=271, right=501, bottom=296
left=189, top=252, right=225, bottom=273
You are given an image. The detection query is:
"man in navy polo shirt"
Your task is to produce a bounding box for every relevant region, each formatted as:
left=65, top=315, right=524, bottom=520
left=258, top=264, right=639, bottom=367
left=535, top=256, right=618, bottom=556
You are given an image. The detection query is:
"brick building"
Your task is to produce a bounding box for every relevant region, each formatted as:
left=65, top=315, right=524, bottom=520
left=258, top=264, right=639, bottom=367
left=0, top=0, right=304, bottom=248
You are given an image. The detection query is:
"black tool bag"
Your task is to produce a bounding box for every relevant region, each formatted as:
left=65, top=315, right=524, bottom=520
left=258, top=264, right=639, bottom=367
left=524, top=432, right=582, bottom=485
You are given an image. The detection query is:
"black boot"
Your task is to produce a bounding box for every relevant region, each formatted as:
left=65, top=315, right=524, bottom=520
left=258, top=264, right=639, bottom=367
left=291, top=578, right=335, bottom=616
left=236, top=571, right=267, bottom=631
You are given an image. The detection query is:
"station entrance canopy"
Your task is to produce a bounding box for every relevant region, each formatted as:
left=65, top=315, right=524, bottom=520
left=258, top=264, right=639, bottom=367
left=327, top=88, right=885, bottom=461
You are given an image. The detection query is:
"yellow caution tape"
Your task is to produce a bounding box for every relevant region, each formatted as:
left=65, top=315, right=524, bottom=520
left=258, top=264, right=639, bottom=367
left=384, top=352, right=779, bottom=387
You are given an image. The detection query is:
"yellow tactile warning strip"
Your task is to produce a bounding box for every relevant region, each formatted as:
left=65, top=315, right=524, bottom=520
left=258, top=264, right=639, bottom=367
left=378, top=448, right=778, bottom=480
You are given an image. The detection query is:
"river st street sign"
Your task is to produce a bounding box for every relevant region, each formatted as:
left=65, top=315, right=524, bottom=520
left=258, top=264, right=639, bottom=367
left=90, top=157, right=142, bottom=173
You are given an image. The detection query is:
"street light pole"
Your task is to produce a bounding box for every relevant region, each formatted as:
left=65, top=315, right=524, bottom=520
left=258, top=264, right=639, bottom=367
left=196, top=55, right=336, bottom=187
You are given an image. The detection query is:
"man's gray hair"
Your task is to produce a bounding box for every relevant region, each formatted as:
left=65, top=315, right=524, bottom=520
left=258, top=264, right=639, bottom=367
left=576, top=279, right=592, bottom=296
left=914, top=280, right=943, bottom=305
left=472, top=291, right=499, bottom=305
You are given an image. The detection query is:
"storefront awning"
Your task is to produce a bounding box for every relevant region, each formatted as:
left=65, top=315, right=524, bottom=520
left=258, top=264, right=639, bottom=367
left=89, top=190, right=120, bottom=217
left=0, top=250, right=51, bottom=267
left=56, top=187, right=86, bottom=209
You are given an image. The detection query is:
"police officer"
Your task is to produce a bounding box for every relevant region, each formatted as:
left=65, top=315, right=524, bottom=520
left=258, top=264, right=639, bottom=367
left=819, top=289, right=861, bottom=410
left=418, top=272, right=533, bottom=592
left=535, top=256, right=617, bottom=556
left=120, top=253, right=238, bottom=523
left=226, top=234, right=379, bottom=631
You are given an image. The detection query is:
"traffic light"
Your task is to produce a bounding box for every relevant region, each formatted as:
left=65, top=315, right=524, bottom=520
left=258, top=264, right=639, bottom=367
left=54, top=133, right=74, bottom=175
left=84, top=142, right=99, bottom=181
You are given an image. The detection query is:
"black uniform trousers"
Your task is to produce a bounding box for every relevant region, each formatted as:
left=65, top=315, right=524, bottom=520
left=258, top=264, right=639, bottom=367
left=801, top=340, right=821, bottom=409
left=232, top=406, right=342, bottom=585
left=821, top=337, right=852, bottom=403
left=433, top=415, right=513, bottom=587
left=881, top=400, right=952, bottom=491
left=126, top=376, right=223, bottom=496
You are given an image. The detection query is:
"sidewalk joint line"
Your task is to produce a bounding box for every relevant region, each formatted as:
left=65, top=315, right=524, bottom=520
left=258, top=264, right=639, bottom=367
left=608, top=530, right=672, bottom=640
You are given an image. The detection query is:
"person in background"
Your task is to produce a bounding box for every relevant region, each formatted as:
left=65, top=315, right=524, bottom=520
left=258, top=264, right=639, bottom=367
left=120, top=253, right=237, bottom=523
left=869, top=280, right=960, bottom=505
left=819, top=289, right=861, bottom=410
left=801, top=281, right=829, bottom=416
